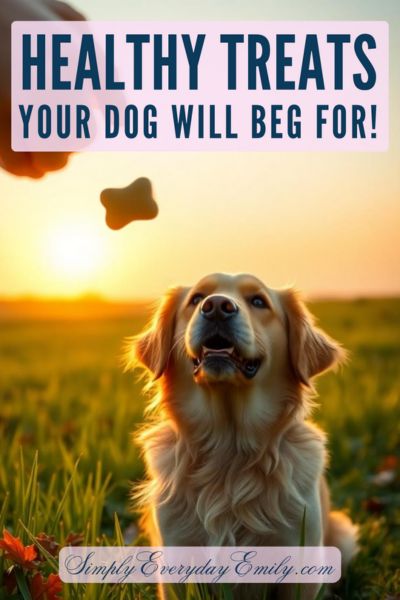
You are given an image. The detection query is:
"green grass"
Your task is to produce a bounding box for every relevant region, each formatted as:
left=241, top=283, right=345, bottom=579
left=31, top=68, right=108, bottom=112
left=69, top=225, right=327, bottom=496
left=0, top=298, right=399, bottom=599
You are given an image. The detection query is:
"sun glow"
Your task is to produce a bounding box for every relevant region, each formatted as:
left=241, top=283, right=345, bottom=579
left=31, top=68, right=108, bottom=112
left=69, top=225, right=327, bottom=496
left=47, top=224, right=104, bottom=279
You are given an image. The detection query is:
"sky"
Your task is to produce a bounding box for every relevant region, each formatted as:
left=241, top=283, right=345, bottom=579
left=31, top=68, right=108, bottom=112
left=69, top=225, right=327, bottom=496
left=0, top=0, right=399, bottom=300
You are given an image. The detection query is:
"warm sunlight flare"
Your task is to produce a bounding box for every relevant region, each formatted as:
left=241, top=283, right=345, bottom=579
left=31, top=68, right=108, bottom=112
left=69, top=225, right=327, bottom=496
left=48, top=224, right=104, bottom=279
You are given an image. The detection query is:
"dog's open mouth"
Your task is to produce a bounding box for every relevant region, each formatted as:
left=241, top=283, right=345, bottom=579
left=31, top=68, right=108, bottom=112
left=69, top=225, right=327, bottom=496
left=192, top=334, right=261, bottom=379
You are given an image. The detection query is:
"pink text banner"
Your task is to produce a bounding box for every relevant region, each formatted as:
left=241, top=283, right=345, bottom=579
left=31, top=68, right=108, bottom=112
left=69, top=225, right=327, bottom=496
left=12, top=21, right=389, bottom=152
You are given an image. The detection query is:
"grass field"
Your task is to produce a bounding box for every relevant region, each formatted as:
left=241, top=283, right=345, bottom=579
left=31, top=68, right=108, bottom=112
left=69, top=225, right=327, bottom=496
left=0, top=297, right=399, bottom=599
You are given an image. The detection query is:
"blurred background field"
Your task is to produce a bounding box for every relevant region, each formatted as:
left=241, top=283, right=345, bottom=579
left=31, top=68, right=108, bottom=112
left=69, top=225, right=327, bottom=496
left=0, top=297, right=399, bottom=600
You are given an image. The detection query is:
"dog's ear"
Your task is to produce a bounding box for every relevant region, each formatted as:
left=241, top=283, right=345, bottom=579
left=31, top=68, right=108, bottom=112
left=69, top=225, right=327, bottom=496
left=127, top=286, right=185, bottom=379
left=280, top=289, right=345, bottom=387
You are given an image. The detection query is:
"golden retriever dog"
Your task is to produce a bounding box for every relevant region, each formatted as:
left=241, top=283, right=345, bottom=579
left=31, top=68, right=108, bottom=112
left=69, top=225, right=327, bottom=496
left=128, top=273, right=358, bottom=600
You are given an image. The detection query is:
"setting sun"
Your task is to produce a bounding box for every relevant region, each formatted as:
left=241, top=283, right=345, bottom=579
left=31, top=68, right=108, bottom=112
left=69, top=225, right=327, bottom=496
left=47, top=224, right=104, bottom=278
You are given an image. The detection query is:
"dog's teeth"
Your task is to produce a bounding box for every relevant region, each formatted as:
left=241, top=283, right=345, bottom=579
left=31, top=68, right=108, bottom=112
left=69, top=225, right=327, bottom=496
left=202, top=346, right=235, bottom=355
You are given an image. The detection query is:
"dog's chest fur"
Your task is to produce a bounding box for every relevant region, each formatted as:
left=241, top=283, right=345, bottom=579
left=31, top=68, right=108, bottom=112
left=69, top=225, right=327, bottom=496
left=140, top=418, right=326, bottom=547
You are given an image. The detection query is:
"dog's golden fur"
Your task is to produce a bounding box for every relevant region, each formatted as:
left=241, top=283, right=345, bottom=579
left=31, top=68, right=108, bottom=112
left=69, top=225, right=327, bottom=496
left=127, top=273, right=358, bottom=599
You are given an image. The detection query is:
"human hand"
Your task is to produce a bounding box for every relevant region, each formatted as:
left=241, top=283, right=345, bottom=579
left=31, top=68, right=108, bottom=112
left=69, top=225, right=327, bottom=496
left=0, top=0, right=85, bottom=178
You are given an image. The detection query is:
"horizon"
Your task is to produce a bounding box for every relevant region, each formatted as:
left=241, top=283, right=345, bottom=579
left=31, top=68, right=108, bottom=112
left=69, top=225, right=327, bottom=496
left=1, top=289, right=399, bottom=303
left=1, top=292, right=398, bottom=324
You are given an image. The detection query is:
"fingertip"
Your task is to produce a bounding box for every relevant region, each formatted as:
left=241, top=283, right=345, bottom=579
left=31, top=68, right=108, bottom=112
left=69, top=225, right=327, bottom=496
left=31, top=152, right=70, bottom=172
left=52, top=0, right=86, bottom=21
left=0, top=150, right=44, bottom=179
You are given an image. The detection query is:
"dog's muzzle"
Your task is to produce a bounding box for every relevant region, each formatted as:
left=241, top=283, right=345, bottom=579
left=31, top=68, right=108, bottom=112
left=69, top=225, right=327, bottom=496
left=191, top=295, right=262, bottom=380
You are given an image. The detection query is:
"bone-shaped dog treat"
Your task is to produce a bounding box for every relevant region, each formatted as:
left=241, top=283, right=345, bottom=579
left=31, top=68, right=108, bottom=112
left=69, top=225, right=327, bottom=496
left=100, top=177, right=159, bottom=230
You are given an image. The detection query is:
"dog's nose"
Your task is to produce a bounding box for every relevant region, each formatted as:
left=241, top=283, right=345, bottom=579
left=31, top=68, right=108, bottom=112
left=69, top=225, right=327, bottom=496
left=200, top=295, right=239, bottom=320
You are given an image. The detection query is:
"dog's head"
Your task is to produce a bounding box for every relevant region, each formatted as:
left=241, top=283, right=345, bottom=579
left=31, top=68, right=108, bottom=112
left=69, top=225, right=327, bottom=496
left=130, top=273, right=344, bottom=395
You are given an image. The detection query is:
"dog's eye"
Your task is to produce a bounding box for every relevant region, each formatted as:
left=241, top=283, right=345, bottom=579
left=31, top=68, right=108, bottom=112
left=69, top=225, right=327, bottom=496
left=250, top=295, right=269, bottom=309
left=189, top=293, right=204, bottom=306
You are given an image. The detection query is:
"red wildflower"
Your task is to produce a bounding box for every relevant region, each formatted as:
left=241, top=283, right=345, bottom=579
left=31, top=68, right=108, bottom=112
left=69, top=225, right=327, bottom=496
left=46, top=574, right=63, bottom=600
left=378, top=455, right=399, bottom=472
left=30, top=572, right=62, bottom=600
left=30, top=572, right=46, bottom=600
left=35, top=532, right=60, bottom=559
left=64, top=531, right=84, bottom=546
left=0, top=529, right=37, bottom=569
left=362, top=496, right=385, bottom=514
